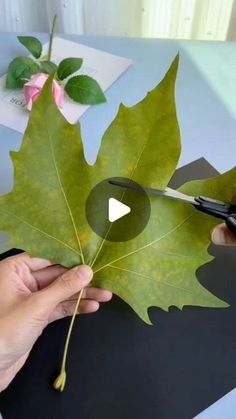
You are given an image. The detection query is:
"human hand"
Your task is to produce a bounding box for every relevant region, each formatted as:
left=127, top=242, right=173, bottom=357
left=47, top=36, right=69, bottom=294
left=0, top=253, right=112, bottom=391
left=211, top=223, right=236, bottom=246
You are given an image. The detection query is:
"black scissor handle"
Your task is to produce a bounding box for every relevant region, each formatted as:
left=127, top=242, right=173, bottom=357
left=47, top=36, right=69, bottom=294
left=194, top=196, right=236, bottom=235
left=226, top=215, right=236, bottom=234
left=194, top=196, right=231, bottom=218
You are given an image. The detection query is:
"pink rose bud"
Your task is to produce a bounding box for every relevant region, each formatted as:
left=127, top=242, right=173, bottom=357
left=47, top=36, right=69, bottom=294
left=24, top=73, right=64, bottom=111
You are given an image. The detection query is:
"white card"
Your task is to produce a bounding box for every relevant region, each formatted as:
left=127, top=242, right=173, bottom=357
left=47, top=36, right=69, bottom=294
left=0, top=37, right=132, bottom=133
left=193, top=388, right=236, bottom=419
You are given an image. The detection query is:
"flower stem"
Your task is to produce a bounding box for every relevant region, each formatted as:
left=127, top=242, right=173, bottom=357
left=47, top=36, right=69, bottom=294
left=53, top=287, right=84, bottom=392
left=48, top=14, right=57, bottom=61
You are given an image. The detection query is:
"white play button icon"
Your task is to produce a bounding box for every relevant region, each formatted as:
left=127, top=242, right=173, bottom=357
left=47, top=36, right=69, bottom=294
left=86, top=177, right=151, bottom=242
left=108, top=197, right=131, bottom=222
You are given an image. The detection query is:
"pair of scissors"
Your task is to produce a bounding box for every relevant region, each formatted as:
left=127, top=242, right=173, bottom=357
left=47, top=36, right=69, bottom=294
left=109, top=180, right=236, bottom=234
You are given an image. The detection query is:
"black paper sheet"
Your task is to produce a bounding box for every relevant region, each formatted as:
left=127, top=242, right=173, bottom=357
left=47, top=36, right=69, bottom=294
left=0, top=158, right=236, bottom=419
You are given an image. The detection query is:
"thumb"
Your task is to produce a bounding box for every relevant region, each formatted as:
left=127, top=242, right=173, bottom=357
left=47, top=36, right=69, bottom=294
left=211, top=223, right=236, bottom=246
left=39, top=265, right=93, bottom=307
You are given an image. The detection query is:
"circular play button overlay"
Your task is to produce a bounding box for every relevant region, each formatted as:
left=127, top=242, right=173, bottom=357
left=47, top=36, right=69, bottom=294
left=85, top=177, right=151, bottom=242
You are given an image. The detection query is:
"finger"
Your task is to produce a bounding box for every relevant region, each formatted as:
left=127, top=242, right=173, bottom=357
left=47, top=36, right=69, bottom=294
left=33, top=265, right=68, bottom=289
left=4, top=252, right=53, bottom=272
left=211, top=223, right=236, bottom=246
left=67, top=287, right=113, bottom=303
left=25, top=256, right=53, bottom=271
left=49, top=299, right=100, bottom=322
left=37, top=265, right=93, bottom=307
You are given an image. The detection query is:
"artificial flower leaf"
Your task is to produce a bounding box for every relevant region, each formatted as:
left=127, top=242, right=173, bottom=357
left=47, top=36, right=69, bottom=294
left=57, top=57, right=83, bottom=80
left=40, top=60, right=58, bottom=75
left=6, top=56, right=40, bottom=89
left=17, top=36, right=42, bottom=59
left=0, top=55, right=235, bottom=326
left=65, top=75, right=106, bottom=104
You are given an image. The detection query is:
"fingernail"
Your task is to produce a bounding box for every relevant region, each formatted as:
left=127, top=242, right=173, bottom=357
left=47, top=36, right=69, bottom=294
left=211, top=227, right=225, bottom=245
left=74, top=265, right=93, bottom=281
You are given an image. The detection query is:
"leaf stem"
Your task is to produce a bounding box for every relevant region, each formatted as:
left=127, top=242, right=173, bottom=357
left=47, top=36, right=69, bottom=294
left=48, top=14, right=57, bottom=61
left=53, top=288, right=84, bottom=392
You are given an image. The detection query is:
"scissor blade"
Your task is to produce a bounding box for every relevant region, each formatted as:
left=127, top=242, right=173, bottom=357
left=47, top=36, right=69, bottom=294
left=108, top=180, right=198, bottom=206
left=157, top=187, right=198, bottom=205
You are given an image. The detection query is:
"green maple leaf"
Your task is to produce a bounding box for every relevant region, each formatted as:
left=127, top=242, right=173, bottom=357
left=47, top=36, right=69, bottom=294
left=1, top=55, right=235, bottom=326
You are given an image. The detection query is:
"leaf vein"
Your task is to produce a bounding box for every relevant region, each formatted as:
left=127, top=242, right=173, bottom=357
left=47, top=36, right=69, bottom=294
left=91, top=141, right=151, bottom=268
left=109, top=264, right=194, bottom=293
left=1, top=208, right=81, bottom=256
left=46, top=124, right=85, bottom=263
left=94, top=212, right=195, bottom=273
